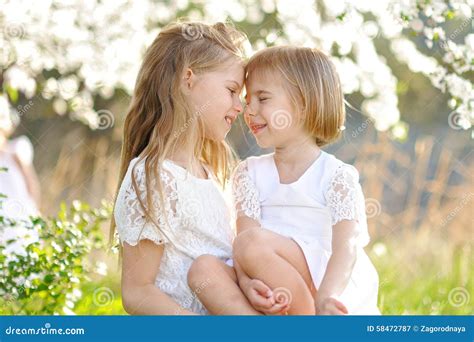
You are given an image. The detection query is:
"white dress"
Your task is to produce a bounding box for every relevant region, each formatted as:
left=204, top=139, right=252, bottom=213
left=0, top=136, right=40, bottom=259
left=114, top=157, right=234, bottom=314
left=0, top=136, right=38, bottom=220
left=232, top=151, right=380, bottom=314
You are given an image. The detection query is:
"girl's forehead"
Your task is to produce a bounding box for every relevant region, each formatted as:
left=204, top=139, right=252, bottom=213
left=245, top=69, right=281, bottom=89
left=221, top=59, right=244, bottom=77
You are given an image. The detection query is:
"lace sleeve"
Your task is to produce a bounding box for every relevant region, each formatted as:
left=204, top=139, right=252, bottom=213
left=114, top=160, right=178, bottom=246
left=231, top=160, right=261, bottom=220
left=325, top=164, right=365, bottom=226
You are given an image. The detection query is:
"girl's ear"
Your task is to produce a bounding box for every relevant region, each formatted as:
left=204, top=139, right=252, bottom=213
left=183, top=68, right=195, bottom=90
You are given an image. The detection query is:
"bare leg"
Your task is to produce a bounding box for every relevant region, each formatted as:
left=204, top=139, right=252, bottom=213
left=187, top=254, right=261, bottom=315
left=233, top=228, right=317, bottom=315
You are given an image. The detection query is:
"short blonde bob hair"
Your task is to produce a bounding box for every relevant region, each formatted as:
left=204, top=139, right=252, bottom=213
left=245, top=46, right=345, bottom=146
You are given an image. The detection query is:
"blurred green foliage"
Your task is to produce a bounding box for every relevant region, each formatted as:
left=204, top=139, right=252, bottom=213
left=0, top=200, right=112, bottom=314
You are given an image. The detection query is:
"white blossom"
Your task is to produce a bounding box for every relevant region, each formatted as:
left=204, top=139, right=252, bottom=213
left=0, top=0, right=472, bottom=131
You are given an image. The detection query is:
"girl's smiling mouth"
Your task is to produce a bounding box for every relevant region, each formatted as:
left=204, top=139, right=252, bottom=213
left=225, top=115, right=236, bottom=127
left=249, top=123, right=267, bottom=134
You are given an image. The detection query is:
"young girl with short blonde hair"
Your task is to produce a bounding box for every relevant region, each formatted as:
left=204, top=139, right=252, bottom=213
left=189, top=46, right=380, bottom=315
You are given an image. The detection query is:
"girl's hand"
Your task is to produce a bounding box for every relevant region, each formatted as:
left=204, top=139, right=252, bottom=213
left=315, top=296, right=348, bottom=315
left=242, top=279, right=288, bottom=314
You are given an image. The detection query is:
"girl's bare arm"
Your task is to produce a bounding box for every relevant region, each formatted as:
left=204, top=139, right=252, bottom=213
left=121, top=239, right=196, bottom=315
left=315, top=220, right=358, bottom=313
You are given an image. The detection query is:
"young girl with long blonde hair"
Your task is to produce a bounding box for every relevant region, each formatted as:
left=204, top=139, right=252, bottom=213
left=111, top=21, right=260, bottom=315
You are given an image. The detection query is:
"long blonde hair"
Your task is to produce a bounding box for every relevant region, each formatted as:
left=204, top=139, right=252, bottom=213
left=110, top=21, right=246, bottom=244
left=245, top=46, right=345, bottom=146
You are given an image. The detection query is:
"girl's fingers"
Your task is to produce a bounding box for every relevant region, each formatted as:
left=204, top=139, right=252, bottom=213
left=252, top=280, right=273, bottom=298
left=329, top=297, right=348, bottom=314
left=330, top=306, right=346, bottom=315
left=335, top=301, right=349, bottom=314
left=263, top=303, right=287, bottom=314
left=251, top=294, right=273, bottom=309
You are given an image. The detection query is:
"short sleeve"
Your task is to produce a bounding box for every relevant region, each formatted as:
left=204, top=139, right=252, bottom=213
left=231, top=160, right=261, bottom=220
left=11, top=136, right=34, bottom=166
left=114, top=159, right=178, bottom=247
left=325, top=164, right=366, bottom=228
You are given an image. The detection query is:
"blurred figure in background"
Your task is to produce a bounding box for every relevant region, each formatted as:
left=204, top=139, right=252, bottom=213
left=0, top=95, right=40, bottom=221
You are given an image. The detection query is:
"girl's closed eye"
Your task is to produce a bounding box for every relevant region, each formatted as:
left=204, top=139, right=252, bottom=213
left=259, top=97, right=269, bottom=103
left=228, top=88, right=237, bottom=95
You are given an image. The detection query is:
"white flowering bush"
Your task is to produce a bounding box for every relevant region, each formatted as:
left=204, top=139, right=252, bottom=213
left=0, top=0, right=472, bottom=133
left=0, top=199, right=111, bottom=315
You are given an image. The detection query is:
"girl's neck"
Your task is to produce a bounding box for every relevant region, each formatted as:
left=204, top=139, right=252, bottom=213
left=273, top=136, right=320, bottom=167
left=168, top=147, right=208, bottom=179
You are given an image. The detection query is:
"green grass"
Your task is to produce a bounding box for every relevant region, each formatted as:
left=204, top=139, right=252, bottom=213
left=74, top=274, right=126, bottom=315
left=73, top=237, right=472, bottom=315
left=370, top=238, right=472, bottom=315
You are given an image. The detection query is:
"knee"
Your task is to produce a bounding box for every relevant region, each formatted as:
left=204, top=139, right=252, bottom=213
left=187, top=254, right=219, bottom=289
left=233, top=228, right=270, bottom=265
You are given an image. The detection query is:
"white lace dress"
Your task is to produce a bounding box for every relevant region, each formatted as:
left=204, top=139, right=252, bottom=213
left=232, top=151, right=380, bottom=314
left=114, top=157, right=234, bottom=314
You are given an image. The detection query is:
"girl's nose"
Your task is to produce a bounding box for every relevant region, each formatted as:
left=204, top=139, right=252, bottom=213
left=234, top=97, right=243, bottom=112
left=244, top=103, right=256, bottom=117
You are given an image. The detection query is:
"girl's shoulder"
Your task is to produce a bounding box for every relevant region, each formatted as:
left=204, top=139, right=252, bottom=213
left=318, top=151, right=358, bottom=176
left=126, top=157, right=187, bottom=175
left=236, top=152, right=274, bottom=173
left=122, top=157, right=185, bottom=187
left=316, top=151, right=361, bottom=193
